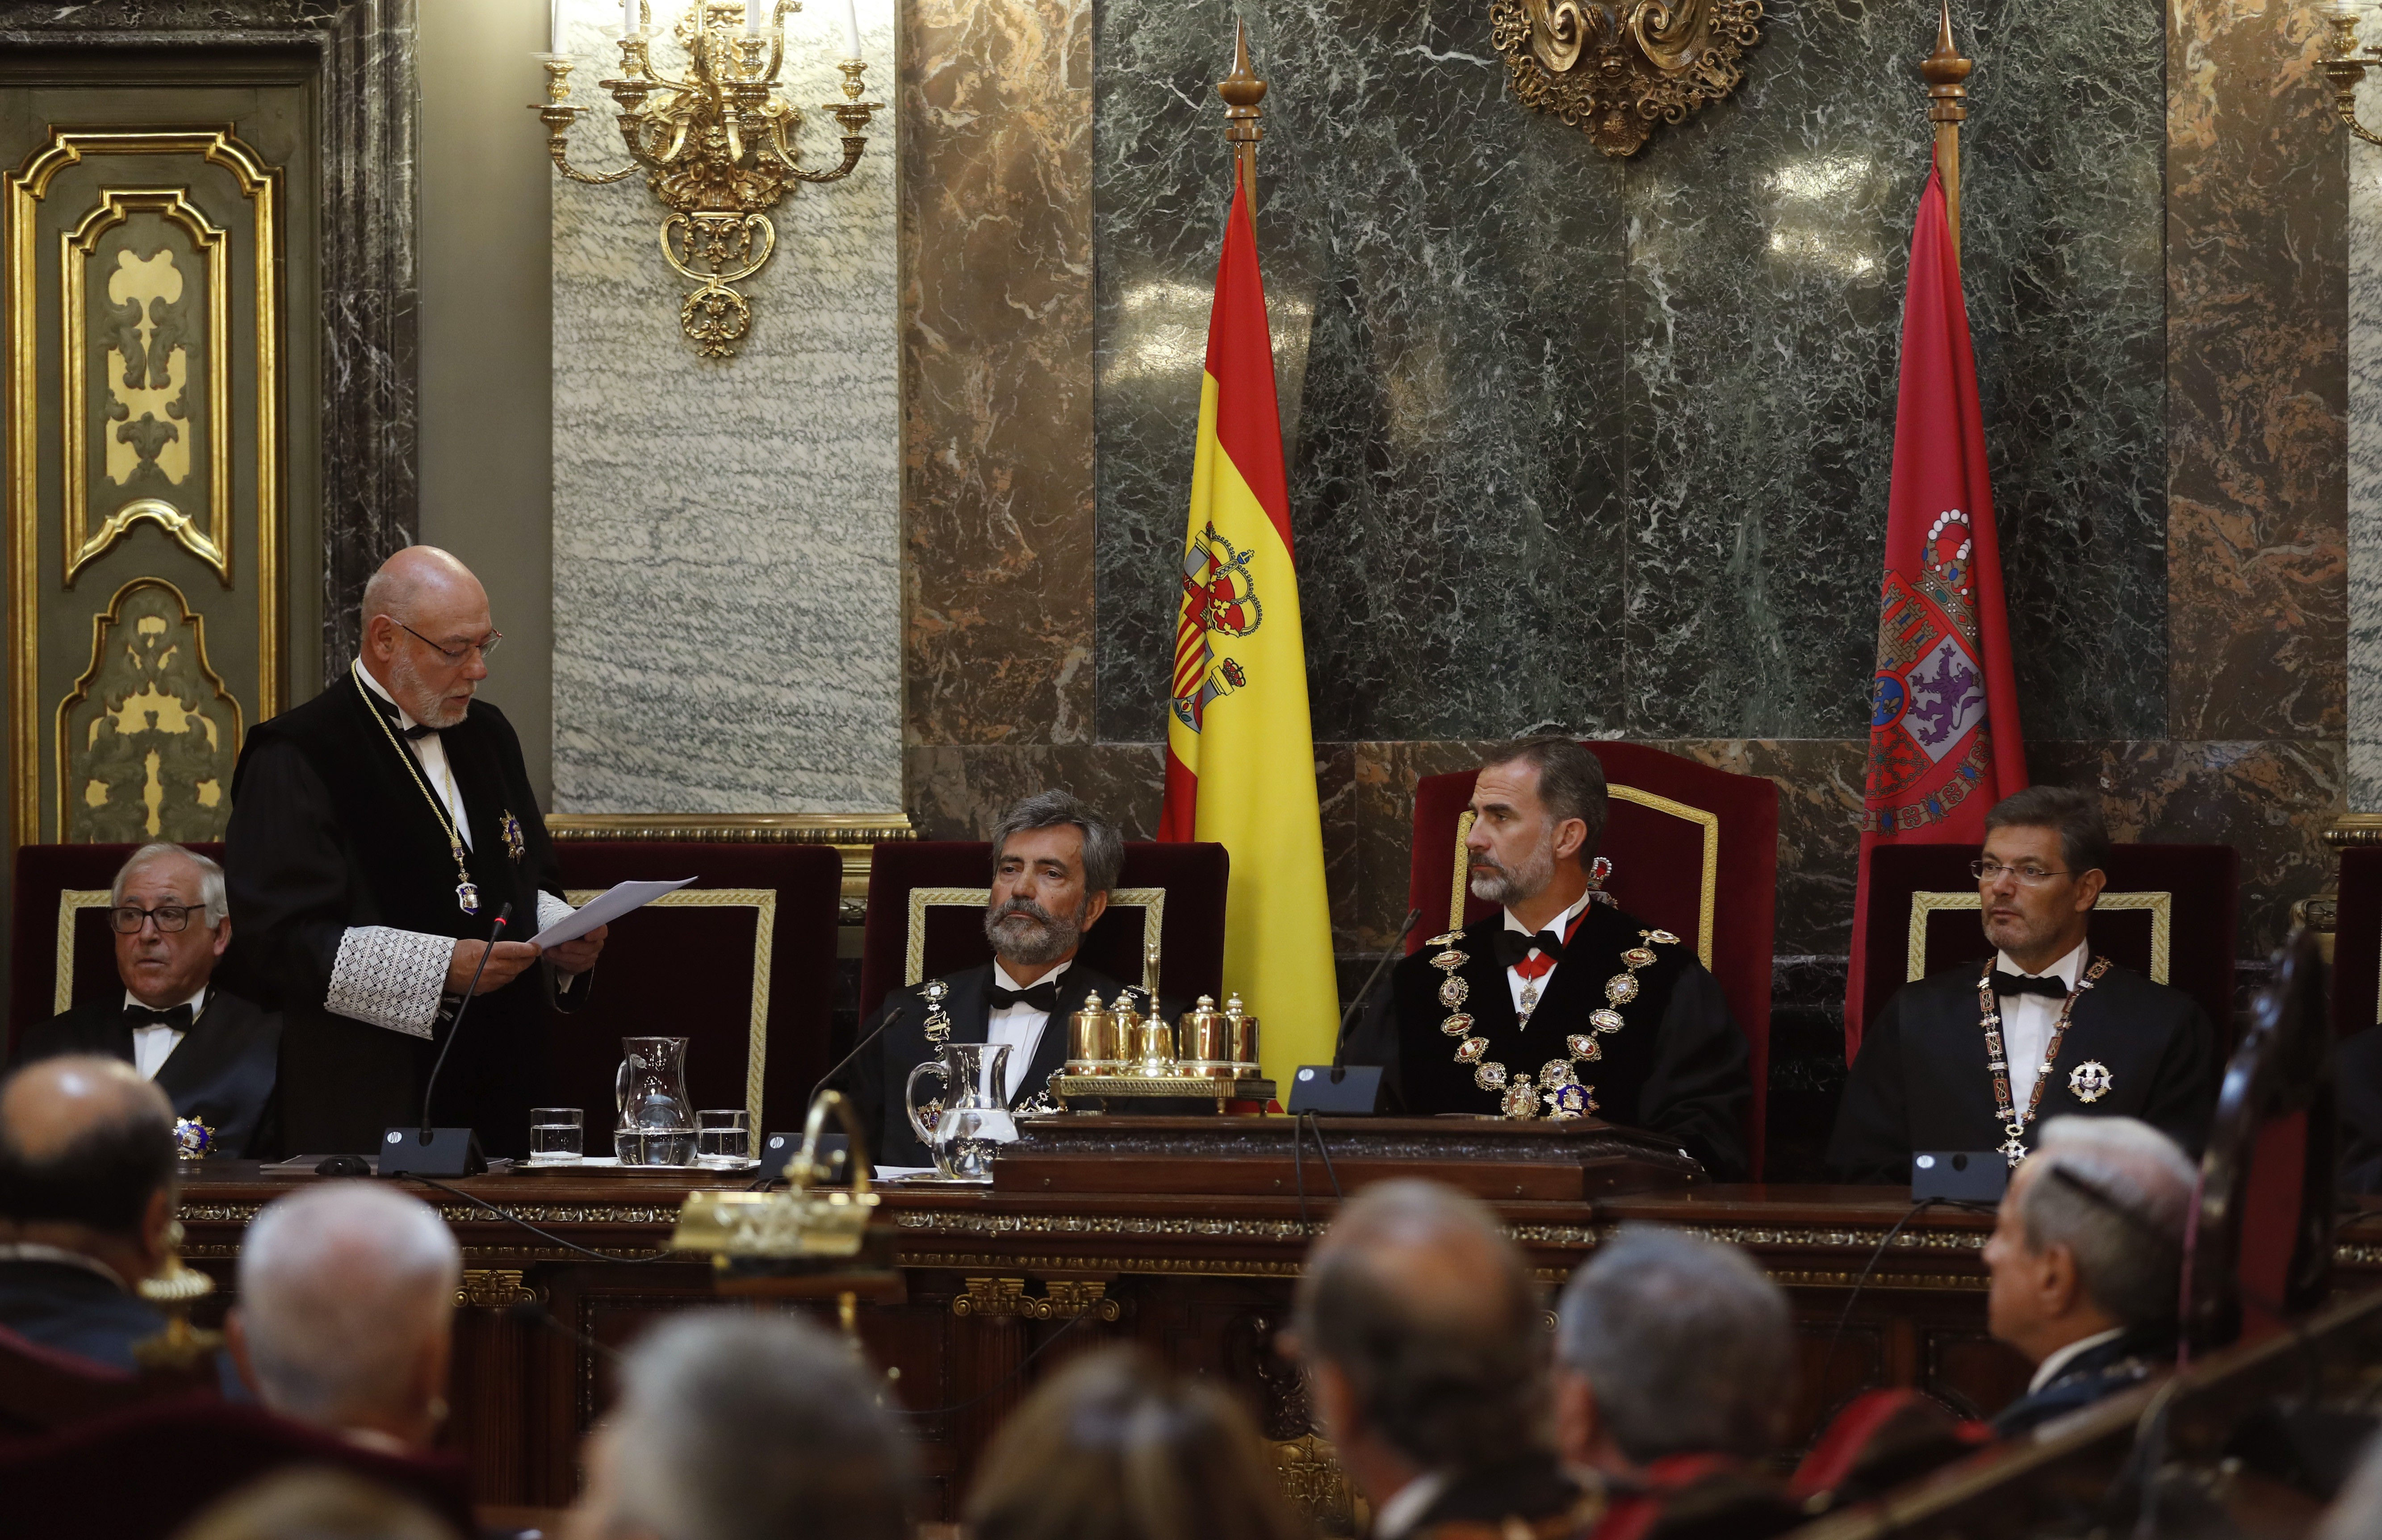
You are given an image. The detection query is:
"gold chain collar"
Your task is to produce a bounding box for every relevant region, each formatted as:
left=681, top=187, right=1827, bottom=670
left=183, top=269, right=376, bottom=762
left=1429, top=922, right=1682, bottom=1120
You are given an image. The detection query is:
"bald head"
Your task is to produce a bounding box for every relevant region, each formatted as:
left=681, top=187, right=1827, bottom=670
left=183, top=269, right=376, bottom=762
left=359, top=546, right=494, bottom=729
left=0, top=1055, right=176, bottom=1243
left=235, top=1183, right=460, bottom=1440
left=1293, top=1180, right=1548, bottom=1474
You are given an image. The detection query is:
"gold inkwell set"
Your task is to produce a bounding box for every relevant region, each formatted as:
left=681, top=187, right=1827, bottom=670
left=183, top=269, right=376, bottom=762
left=1047, top=989, right=1274, bottom=1113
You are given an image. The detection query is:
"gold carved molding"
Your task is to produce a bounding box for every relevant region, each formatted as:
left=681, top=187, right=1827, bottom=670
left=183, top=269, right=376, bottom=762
left=1488, top=0, right=1765, bottom=157
left=948, top=1276, right=1123, bottom=1321
left=456, top=1268, right=538, bottom=1309
left=6, top=127, right=283, bottom=850
left=56, top=577, right=243, bottom=843
left=1905, top=890, right=2173, bottom=985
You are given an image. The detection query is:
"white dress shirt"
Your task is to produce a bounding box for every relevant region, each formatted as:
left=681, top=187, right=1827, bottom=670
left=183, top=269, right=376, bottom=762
left=2027, top=1324, right=2125, bottom=1394
left=354, top=659, right=472, bottom=848
left=985, top=959, right=1072, bottom=1104
left=1372, top=1472, right=1450, bottom=1540
left=1501, top=891, right=1595, bottom=1019
left=1995, top=939, right=2088, bottom=1114
left=122, top=985, right=205, bottom=1080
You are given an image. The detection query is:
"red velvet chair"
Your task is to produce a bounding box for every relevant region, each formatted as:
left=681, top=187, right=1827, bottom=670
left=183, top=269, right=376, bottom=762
left=0, top=1323, right=217, bottom=1438
left=545, top=841, right=841, bottom=1137
left=9, top=841, right=226, bottom=1056
left=856, top=841, right=1229, bottom=1023
left=2330, top=847, right=2382, bottom=1040
left=0, top=1395, right=477, bottom=1540
left=1789, top=1389, right=1992, bottom=1510
left=1853, top=843, right=2240, bottom=1061
left=2185, top=928, right=2336, bottom=1354
left=1404, top=745, right=1779, bottom=1175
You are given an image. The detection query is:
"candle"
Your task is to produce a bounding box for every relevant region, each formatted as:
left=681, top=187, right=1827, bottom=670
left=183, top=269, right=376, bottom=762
left=622, top=0, right=638, bottom=35
left=550, top=0, right=565, bottom=53
left=745, top=0, right=764, bottom=36
left=841, top=0, right=862, bottom=59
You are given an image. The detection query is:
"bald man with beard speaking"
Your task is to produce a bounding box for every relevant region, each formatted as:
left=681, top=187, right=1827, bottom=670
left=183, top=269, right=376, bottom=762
left=224, top=547, right=607, bottom=1157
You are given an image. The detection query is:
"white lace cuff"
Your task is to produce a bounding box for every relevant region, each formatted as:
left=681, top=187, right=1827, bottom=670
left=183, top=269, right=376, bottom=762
left=326, top=926, right=452, bottom=1039
left=536, top=891, right=574, bottom=935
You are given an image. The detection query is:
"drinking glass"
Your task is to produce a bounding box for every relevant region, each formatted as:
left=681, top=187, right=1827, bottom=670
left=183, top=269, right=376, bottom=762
left=615, top=1126, right=695, bottom=1166
left=695, top=1109, right=752, bottom=1168
left=528, top=1108, right=584, bottom=1164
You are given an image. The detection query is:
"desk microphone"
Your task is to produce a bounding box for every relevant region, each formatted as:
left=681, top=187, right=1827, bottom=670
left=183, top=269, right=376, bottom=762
left=381, top=901, right=511, bottom=1178
left=1288, top=906, right=1420, bottom=1116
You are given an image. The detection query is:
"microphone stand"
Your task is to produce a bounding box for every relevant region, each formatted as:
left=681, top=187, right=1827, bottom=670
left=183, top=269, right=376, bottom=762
left=1332, top=907, right=1420, bottom=1079
left=421, top=902, right=511, bottom=1137
left=381, top=901, right=512, bottom=1178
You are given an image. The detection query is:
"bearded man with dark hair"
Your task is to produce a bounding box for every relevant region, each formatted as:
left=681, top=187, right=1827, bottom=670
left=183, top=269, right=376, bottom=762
left=847, top=790, right=1158, bottom=1168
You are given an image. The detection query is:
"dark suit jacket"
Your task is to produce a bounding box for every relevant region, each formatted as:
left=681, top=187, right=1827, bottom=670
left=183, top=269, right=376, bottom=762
left=1828, top=961, right=2217, bottom=1184
left=2337, top=1025, right=2382, bottom=1193
left=0, top=1258, right=169, bottom=1374
left=1350, top=904, right=1752, bottom=1180
left=1406, top=1454, right=1603, bottom=1540
left=16, top=991, right=280, bottom=1158
left=843, top=961, right=1141, bottom=1168
left=1990, top=1322, right=2175, bottom=1436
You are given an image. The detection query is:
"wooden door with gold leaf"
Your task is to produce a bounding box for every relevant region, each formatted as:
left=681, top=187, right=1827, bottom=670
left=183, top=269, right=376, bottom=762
left=1, top=73, right=318, bottom=849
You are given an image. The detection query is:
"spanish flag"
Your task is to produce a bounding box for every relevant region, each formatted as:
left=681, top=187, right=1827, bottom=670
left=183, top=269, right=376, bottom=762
left=1158, top=165, right=1337, bottom=1080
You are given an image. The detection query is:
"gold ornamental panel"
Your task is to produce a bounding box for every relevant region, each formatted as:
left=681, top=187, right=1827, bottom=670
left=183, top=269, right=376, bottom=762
left=5, top=127, right=284, bottom=849
left=1488, top=0, right=1765, bottom=157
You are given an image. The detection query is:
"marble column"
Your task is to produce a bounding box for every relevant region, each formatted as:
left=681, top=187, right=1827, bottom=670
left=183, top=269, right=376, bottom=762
left=2352, top=17, right=2382, bottom=813
left=550, top=0, right=903, bottom=815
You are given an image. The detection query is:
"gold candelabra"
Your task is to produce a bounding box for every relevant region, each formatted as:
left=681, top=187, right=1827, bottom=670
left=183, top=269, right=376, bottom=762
left=2320, top=1, right=2382, bottom=145
left=533, top=0, right=883, bottom=359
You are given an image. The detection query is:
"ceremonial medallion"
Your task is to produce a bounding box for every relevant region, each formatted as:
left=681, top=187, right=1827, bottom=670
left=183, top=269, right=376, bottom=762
left=1475, top=1061, right=1509, bottom=1090
left=1645, top=928, right=1682, bottom=946
left=1425, top=931, right=1464, bottom=948
left=1501, top=1079, right=1539, bottom=1118
left=1548, top=1082, right=1596, bottom=1117
left=1539, top=1059, right=1576, bottom=1088
left=456, top=880, right=481, bottom=916
left=1622, top=946, right=1657, bottom=968
left=172, top=1116, right=214, bottom=1160
left=922, top=979, right=953, bottom=1047
left=500, top=810, right=526, bottom=863
left=1978, top=955, right=2110, bottom=1166
left=1430, top=949, right=1466, bottom=973
left=1440, top=1012, right=1475, bottom=1038
left=1567, top=1034, right=1602, bottom=1061
left=1456, top=1037, right=1490, bottom=1063
left=1590, top=1009, right=1624, bottom=1033
left=1439, top=975, right=1469, bottom=1008
left=1604, top=973, right=1640, bottom=1005
left=2068, top=1060, right=2114, bottom=1104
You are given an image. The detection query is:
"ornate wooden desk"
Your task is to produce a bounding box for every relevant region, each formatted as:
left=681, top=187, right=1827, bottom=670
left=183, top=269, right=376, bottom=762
left=170, top=1132, right=2382, bottom=1524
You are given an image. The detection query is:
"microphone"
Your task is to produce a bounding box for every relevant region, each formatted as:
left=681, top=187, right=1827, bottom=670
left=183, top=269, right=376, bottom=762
left=808, top=1008, right=896, bottom=1110
left=382, top=902, right=512, bottom=1178
left=1334, top=907, right=1421, bottom=1075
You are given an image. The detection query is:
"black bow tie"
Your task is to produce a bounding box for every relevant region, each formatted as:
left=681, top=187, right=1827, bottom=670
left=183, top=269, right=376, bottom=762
left=986, top=980, right=1062, bottom=1013
left=124, top=1003, right=194, bottom=1032
left=1493, top=929, right=1566, bottom=969
left=1992, top=971, right=2071, bottom=1000
left=363, top=688, right=436, bottom=740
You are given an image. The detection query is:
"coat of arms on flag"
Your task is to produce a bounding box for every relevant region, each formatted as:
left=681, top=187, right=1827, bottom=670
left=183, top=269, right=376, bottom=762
left=1864, top=507, right=1990, bottom=833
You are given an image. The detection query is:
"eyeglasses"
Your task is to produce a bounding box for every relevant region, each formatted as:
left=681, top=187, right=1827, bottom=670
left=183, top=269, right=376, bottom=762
left=398, top=622, right=503, bottom=664
left=110, top=904, right=200, bottom=934
left=1970, top=858, right=2076, bottom=887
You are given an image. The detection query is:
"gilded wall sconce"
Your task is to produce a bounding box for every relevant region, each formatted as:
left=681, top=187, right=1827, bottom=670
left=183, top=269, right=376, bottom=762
left=2319, top=1, right=2382, bottom=144
left=1488, top=0, right=1764, bottom=157
left=533, top=0, right=882, bottom=358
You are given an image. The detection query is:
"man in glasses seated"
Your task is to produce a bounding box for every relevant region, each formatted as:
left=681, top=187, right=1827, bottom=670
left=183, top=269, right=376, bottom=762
left=14, top=843, right=280, bottom=1157
left=1828, top=787, right=2216, bottom=1184
left=223, top=546, right=606, bottom=1158
left=1981, top=1116, right=2197, bottom=1435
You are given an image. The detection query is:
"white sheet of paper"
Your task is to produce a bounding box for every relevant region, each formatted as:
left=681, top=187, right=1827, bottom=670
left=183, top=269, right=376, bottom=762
left=530, top=877, right=695, bottom=948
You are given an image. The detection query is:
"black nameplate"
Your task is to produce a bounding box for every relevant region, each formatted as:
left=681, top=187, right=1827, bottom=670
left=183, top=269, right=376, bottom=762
left=1912, top=1150, right=2007, bottom=1202
left=1285, top=1064, right=1385, bottom=1115
left=759, top=1131, right=854, bottom=1182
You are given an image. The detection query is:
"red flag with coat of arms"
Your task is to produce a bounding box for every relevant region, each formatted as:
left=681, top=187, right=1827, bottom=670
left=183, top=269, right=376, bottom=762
left=1843, top=158, right=2028, bottom=1061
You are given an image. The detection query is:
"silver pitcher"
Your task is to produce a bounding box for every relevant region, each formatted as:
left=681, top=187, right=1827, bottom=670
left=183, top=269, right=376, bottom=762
left=904, top=1041, right=1017, bottom=1182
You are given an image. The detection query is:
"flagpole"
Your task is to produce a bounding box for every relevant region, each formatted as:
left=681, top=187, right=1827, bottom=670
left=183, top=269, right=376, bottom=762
left=1218, top=19, right=1266, bottom=226
left=1921, top=0, right=1971, bottom=262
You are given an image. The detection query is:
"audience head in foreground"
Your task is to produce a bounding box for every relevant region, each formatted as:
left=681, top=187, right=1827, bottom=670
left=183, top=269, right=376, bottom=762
left=967, top=1345, right=1306, bottom=1540
left=1294, top=1180, right=1587, bottom=1540
left=0, top=1055, right=182, bottom=1368
left=172, top=1468, right=464, bottom=1540
left=1984, top=1115, right=2196, bottom=1436
left=230, top=1183, right=461, bottom=1452
left=569, top=1310, right=913, bottom=1540
left=1554, top=1224, right=1795, bottom=1475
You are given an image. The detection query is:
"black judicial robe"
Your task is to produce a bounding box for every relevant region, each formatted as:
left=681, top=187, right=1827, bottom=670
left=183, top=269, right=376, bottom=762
left=16, top=990, right=281, bottom=1158
left=1989, top=1322, right=2175, bottom=1437
left=2337, top=1025, right=2382, bottom=1193
left=222, top=678, right=584, bottom=1158
left=1352, top=904, right=1752, bottom=1181
left=843, top=961, right=1147, bottom=1168
left=1827, top=962, right=2216, bottom=1185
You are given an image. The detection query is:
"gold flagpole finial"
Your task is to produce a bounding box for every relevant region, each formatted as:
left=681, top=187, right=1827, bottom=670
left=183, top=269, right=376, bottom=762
left=1218, top=18, right=1267, bottom=215
left=1921, top=0, right=1972, bottom=262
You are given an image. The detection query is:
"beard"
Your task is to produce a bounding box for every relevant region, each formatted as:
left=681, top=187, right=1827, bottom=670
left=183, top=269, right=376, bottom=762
left=982, top=896, right=1085, bottom=968
left=388, top=645, right=470, bottom=728
left=1469, top=824, right=1557, bottom=908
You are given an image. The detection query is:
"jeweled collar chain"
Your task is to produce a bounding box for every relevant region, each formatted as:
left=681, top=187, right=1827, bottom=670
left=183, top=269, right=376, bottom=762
left=1429, top=921, right=1682, bottom=1121
left=1978, top=953, right=2111, bottom=1167
left=353, top=664, right=481, bottom=916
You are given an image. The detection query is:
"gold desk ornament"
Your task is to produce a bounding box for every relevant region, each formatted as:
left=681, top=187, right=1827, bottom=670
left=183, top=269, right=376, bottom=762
left=1129, top=992, right=1177, bottom=1077
left=532, top=1, right=884, bottom=358
left=1066, top=991, right=1123, bottom=1075
left=672, top=1088, right=879, bottom=1263
left=1178, top=995, right=1233, bottom=1078
left=1223, top=992, right=1261, bottom=1074
left=133, top=1218, right=224, bottom=1372
left=1487, top=0, right=1765, bottom=158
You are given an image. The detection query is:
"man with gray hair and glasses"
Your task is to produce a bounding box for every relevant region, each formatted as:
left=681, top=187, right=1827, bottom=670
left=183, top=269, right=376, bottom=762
left=847, top=789, right=1161, bottom=1167
left=1553, top=1225, right=1803, bottom=1536
left=15, top=842, right=279, bottom=1156
left=1983, top=1114, right=2196, bottom=1436
left=563, top=1311, right=913, bottom=1540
